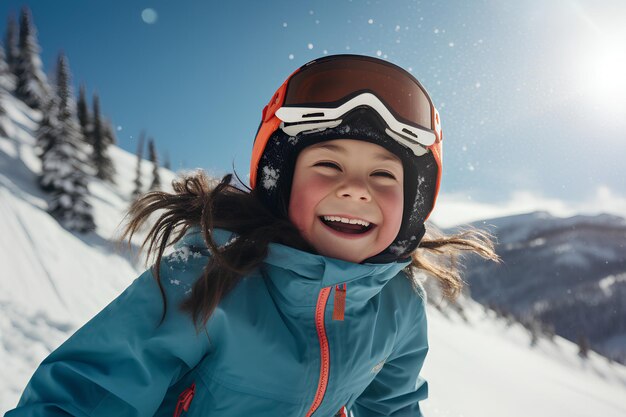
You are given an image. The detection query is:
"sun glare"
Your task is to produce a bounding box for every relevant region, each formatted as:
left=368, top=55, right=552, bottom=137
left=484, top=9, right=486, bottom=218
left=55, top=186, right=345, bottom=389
left=581, top=38, right=626, bottom=108
left=565, top=5, right=626, bottom=121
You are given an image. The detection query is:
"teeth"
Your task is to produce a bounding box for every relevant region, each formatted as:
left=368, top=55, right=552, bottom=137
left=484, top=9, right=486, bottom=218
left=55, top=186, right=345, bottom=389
left=322, top=216, right=370, bottom=227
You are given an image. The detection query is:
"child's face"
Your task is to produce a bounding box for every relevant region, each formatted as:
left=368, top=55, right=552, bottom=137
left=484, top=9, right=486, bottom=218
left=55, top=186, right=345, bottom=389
left=288, top=139, right=404, bottom=263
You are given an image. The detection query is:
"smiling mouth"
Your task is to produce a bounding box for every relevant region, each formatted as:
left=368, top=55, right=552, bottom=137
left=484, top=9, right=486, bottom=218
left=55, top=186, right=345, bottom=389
left=319, top=215, right=376, bottom=234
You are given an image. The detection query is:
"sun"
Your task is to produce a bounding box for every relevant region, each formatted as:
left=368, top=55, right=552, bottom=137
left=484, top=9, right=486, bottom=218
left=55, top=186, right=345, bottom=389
left=580, top=36, right=626, bottom=109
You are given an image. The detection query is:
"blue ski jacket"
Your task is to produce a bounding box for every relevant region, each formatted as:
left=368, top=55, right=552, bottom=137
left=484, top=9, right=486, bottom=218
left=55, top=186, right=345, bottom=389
left=6, top=227, right=429, bottom=417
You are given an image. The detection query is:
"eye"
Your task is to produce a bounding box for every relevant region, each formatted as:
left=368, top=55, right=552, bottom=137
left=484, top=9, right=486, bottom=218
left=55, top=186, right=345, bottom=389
left=314, top=161, right=342, bottom=171
left=372, top=170, right=397, bottom=179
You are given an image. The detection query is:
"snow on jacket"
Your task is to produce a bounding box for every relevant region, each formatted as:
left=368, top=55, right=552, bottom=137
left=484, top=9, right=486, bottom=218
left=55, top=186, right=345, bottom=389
left=6, top=227, right=429, bottom=417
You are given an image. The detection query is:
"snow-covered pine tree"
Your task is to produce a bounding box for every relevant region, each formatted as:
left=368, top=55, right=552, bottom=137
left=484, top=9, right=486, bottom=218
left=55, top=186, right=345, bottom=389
left=0, top=40, right=10, bottom=88
left=0, top=86, right=7, bottom=137
left=76, top=83, right=92, bottom=144
left=577, top=334, right=590, bottom=359
left=4, top=13, right=19, bottom=76
left=0, top=42, right=7, bottom=130
left=45, top=52, right=95, bottom=233
left=148, top=137, right=161, bottom=191
left=102, top=117, right=117, bottom=146
left=14, top=7, right=50, bottom=111
left=131, top=131, right=145, bottom=200
left=36, top=94, right=61, bottom=191
left=163, top=150, right=171, bottom=170
left=0, top=42, right=6, bottom=72
left=91, top=92, right=116, bottom=183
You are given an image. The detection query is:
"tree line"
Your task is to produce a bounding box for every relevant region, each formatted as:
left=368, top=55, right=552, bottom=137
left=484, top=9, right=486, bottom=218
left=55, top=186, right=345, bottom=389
left=0, top=6, right=167, bottom=233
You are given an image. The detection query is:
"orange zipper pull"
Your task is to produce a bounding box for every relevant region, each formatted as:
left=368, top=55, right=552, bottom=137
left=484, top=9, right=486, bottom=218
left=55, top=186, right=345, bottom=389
left=332, top=283, right=346, bottom=321
left=173, top=382, right=196, bottom=417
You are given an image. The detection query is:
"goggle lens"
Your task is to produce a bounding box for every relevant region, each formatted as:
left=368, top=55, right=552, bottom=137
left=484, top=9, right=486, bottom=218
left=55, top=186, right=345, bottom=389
left=283, top=56, right=433, bottom=131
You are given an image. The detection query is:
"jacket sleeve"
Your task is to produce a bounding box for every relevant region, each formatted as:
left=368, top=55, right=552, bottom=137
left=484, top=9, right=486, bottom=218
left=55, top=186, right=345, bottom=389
left=5, top=254, right=211, bottom=417
left=350, top=293, right=429, bottom=417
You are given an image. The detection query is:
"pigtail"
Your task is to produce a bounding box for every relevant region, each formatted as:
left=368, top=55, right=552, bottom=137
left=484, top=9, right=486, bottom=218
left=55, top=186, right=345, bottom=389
left=117, top=170, right=311, bottom=329
left=408, top=223, right=500, bottom=301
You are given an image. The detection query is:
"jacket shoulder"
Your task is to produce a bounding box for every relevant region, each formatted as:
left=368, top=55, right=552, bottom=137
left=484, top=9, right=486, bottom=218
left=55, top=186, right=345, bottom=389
left=386, top=269, right=427, bottom=311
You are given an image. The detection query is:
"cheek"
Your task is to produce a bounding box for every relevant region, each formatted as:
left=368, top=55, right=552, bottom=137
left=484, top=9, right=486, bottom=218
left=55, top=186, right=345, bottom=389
left=379, top=187, right=404, bottom=237
left=288, top=175, right=327, bottom=230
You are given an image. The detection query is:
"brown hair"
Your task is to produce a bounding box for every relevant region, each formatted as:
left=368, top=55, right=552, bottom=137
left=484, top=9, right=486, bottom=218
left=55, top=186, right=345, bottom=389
left=118, top=170, right=499, bottom=330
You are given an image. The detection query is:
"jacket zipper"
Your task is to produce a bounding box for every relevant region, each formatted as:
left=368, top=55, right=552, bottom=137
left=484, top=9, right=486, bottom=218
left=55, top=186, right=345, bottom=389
left=173, top=382, right=196, bottom=417
left=304, top=287, right=332, bottom=417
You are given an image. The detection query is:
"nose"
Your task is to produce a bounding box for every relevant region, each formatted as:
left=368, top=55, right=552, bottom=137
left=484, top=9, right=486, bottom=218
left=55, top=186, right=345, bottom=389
left=336, top=177, right=371, bottom=202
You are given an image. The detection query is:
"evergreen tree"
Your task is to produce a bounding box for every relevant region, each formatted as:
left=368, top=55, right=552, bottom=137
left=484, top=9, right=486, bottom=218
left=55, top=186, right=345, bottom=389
left=163, top=150, right=171, bottom=170
left=131, top=131, right=145, bottom=200
left=1, top=40, right=15, bottom=92
left=76, top=83, right=91, bottom=144
left=91, top=92, right=116, bottom=183
left=577, top=334, right=590, bottom=359
left=102, top=118, right=117, bottom=146
left=36, top=95, right=61, bottom=188
left=44, top=52, right=95, bottom=232
left=0, top=41, right=9, bottom=83
left=5, top=14, right=19, bottom=76
left=14, top=6, right=50, bottom=110
left=0, top=88, right=7, bottom=137
left=148, top=137, right=161, bottom=190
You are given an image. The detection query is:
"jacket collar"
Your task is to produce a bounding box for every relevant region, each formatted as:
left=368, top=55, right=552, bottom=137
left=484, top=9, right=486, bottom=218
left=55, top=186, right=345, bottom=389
left=176, top=227, right=411, bottom=287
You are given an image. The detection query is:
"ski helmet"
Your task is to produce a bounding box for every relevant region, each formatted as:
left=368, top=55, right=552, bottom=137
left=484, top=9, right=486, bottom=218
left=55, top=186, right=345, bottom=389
left=250, top=54, right=443, bottom=262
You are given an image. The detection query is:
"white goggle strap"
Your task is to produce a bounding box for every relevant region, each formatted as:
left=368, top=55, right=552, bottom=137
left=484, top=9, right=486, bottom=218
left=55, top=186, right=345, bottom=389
left=280, top=119, right=343, bottom=137
left=275, top=92, right=436, bottom=151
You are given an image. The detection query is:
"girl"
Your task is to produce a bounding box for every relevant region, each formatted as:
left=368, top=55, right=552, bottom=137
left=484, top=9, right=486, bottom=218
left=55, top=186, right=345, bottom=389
left=7, top=55, right=497, bottom=417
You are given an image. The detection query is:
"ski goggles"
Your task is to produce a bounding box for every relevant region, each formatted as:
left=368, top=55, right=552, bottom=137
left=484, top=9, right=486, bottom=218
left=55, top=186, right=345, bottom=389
left=250, top=54, right=443, bottom=188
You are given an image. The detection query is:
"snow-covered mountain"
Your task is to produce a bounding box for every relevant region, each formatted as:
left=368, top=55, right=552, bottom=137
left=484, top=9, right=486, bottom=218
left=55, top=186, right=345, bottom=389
left=459, top=211, right=626, bottom=364
left=1, top=83, right=626, bottom=417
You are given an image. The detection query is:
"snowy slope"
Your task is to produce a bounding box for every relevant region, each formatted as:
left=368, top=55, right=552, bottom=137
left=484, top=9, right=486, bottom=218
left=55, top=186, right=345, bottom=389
left=0, top=86, right=176, bottom=408
left=422, top=300, right=626, bottom=417
left=1, top=86, right=626, bottom=416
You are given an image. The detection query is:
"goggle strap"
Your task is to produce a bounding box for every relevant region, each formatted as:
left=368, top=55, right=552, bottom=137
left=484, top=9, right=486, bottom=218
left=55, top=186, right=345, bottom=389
left=384, top=129, right=429, bottom=156
left=280, top=120, right=343, bottom=137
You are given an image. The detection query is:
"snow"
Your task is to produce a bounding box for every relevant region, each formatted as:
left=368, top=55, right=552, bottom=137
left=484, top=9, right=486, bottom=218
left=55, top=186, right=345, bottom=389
left=422, top=302, right=626, bottom=417
left=2, top=85, right=626, bottom=416
left=261, top=165, right=280, bottom=190
left=599, top=273, right=626, bottom=296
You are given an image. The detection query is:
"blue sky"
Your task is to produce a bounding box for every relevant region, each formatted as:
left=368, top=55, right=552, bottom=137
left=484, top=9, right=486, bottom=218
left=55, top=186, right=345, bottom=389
left=1, top=0, right=626, bottom=223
